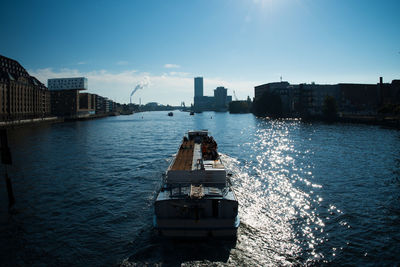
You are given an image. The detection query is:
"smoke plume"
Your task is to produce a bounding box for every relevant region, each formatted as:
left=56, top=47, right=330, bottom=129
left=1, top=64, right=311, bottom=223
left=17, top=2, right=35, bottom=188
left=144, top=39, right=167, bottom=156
left=130, top=77, right=149, bottom=103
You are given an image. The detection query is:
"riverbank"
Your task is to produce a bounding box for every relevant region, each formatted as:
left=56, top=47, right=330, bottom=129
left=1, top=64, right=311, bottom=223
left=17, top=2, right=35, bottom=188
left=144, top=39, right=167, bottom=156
left=305, top=114, right=400, bottom=129
left=337, top=115, right=400, bottom=129
left=0, top=112, right=120, bottom=129
left=64, top=112, right=119, bottom=122
left=256, top=113, right=400, bottom=130
left=0, top=116, right=64, bottom=128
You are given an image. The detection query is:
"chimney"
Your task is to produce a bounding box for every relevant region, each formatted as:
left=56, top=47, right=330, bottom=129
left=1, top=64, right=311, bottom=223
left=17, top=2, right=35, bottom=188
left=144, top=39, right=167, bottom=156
left=378, top=77, right=383, bottom=106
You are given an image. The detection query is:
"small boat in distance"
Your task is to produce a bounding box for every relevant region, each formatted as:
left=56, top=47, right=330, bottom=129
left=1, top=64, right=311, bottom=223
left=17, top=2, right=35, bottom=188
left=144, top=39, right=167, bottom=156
left=168, top=112, right=173, bottom=116
left=190, top=111, right=194, bottom=115
left=154, top=130, right=240, bottom=237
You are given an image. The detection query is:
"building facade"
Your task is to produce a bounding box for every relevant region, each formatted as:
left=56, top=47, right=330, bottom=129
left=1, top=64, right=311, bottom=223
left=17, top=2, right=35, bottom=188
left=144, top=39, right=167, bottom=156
left=380, top=79, right=400, bottom=106
left=79, top=93, right=96, bottom=115
left=194, top=96, right=215, bottom=112
left=48, top=77, right=88, bottom=91
left=303, top=84, right=340, bottom=115
left=50, top=90, right=80, bottom=117
left=193, top=77, right=232, bottom=112
left=194, top=77, right=203, bottom=97
left=194, top=77, right=209, bottom=112
left=338, top=83, right=379, bottom=114
left=214, top=86, right=228, bottom=111
left=254, top=82, right=295, bottom=114
left=0, top=55, right=51, bottom=121
left=94, top=94, right=105, bottom=114
left=92, top=95, right=114, bottom=114
left=254, top=78, right=400, bottom=116
left=48, top=77, right=87, bottom=117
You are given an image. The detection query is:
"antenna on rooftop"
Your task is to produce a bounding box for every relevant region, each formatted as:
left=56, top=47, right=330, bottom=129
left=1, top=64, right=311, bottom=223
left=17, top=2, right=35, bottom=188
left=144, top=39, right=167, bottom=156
left=280, top=76, right=282, bottom=82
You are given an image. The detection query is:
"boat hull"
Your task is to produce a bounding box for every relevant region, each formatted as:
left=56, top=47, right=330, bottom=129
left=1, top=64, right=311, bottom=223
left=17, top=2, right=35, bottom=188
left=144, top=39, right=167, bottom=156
left=154, top=215, right=240, bottom=238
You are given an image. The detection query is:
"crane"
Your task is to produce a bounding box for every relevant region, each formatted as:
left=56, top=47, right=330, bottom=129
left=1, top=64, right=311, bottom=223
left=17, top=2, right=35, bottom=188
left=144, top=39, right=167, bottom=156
left=233, top=90, right=238, bottom=101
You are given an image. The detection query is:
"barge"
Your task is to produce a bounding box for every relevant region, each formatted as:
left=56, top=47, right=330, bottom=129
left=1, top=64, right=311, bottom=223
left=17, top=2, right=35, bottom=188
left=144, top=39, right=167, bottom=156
left=154, top=130, right=240, bottom=237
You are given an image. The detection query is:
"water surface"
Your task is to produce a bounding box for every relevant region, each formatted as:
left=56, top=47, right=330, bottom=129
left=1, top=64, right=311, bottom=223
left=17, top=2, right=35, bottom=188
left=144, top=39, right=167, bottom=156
left=0, top=111, right=399, bottom=266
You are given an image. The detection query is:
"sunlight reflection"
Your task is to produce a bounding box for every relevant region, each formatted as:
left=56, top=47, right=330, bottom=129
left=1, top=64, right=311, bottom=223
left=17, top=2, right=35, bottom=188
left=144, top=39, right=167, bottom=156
left=221, top=120, right=327, bottom=264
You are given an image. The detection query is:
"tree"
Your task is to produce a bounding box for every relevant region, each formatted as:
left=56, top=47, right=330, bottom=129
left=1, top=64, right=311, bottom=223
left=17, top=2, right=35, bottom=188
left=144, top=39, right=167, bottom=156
left=322, top=95, right=338, bottom=121
left=253, top=91, right=283, bottom=117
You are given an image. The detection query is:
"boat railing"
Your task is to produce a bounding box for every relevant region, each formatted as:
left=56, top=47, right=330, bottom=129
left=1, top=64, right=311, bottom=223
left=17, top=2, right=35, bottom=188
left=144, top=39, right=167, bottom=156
left=163, top=182, right=229, bottom=198
left=170, top=184, right=186, bottom=198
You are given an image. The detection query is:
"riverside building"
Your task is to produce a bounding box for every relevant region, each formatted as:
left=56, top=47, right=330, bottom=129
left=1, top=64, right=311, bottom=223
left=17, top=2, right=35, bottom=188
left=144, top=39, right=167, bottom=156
left=0, top=54, right=51, bottom=121
left=254, top=78, right=400, bottom=116
left=48, top=77, right=88, bottom=91
left=214, top=86, right=229, bottom=111
left=194, top=77, right=203, bottom=98
left=48, top=77, right=88, bottom=117
left=194, top=77, right=211, bottom=112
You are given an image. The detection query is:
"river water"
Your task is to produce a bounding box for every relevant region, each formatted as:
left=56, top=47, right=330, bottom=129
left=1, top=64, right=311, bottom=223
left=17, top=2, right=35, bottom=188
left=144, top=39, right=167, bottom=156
left=0, top=111, right=399, bottom=266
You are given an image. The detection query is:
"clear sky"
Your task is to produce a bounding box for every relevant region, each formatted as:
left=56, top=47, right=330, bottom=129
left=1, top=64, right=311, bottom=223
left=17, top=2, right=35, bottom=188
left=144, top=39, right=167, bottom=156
left=1, top=0, right=399, bottom=105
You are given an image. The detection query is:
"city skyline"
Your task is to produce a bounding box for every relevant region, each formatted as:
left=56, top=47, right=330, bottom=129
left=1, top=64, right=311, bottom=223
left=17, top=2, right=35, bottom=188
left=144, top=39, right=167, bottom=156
left=1, top=0, right=399, bottom=105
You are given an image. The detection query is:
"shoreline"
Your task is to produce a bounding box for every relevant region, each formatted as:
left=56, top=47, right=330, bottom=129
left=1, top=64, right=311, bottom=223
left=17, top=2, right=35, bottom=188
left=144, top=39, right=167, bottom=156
left=0, top=117, right=64, bottom=129
left=337, top=115, right=400, bottom=129
left=253, top=113, right=400, bottom=130
left=302, top=115, right=400, bottom=129
left=0, top=112, right=120, bottom=129
left=1, top=112, right=399, bottom=130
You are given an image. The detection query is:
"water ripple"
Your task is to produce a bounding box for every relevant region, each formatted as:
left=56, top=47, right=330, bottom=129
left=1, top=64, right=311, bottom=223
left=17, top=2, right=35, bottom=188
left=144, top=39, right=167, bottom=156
left=0, top=112, right=399, bottom=266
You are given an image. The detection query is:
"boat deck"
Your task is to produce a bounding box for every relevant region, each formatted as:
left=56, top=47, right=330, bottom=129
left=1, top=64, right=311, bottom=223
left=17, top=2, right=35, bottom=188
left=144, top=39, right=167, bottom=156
left=170, top=140, right=195, bottom=170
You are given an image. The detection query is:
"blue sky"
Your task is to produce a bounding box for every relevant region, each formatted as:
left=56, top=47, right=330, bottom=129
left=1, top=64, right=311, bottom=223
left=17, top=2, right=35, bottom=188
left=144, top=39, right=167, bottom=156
left=1, top=0, right=399, bottom=105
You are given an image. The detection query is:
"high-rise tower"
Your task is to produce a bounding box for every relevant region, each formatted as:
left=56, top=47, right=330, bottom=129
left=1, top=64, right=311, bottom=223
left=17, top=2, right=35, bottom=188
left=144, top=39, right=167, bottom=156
left=194, top=77, right=203, bottom=97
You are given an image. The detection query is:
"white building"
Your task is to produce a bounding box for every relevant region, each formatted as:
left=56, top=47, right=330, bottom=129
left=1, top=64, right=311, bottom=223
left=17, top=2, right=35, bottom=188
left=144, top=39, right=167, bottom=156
left=48, top=77, right=88, bottom=91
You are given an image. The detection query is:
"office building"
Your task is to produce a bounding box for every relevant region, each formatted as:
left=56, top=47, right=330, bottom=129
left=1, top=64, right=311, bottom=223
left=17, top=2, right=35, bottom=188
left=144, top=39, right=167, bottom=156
left=214, top=86, right=228, bottom=111
left=194, top=77, right=203, bottom=97
left=194, top=96, right=215, bottom=112
left=48, top=77, right=88, bottom=91
left=48, top=77, right=87, bottom=117
left=193, top=77, right=232, bottom=112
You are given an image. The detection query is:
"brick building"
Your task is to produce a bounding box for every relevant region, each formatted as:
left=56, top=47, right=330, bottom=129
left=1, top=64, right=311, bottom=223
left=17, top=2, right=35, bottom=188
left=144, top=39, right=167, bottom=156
left=0, top=55, right=51, bottom=121
left=79, top=93, right=95, bottom=114
left=50, top=89, right=80, bottom=117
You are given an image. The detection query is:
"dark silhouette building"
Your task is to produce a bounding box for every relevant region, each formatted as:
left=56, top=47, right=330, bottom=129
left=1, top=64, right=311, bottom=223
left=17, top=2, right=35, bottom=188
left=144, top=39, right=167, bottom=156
left=214, top=86, right=229, bottom=111
left=193, top=77, right=232, bottom=112
left=254, top=78, right=400, bottom=116
left=50, top=89, right=80, bottom=117
left=194, top=77, right=203, bottom=98
left=194, top=76, right=214, bottom=112
left=79, top=93, right=96, bottom=115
